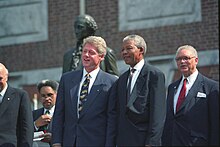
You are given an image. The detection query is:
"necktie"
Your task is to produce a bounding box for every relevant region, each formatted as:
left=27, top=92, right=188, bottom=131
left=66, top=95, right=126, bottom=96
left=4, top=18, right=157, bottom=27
left=42, top=110, right=50, bottom=131
left=176, top=79, right=187, bottom=111
left=78, top=74, right=90, bottom=113
left=127, top=68, right=136, bottom=102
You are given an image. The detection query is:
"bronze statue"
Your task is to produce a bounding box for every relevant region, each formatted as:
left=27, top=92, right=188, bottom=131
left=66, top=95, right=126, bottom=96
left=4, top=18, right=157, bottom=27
left=62, top=14, right=119, bottom=76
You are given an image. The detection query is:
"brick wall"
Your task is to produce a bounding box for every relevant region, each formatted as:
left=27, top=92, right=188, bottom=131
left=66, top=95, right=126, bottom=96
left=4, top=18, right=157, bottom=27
left=0, top=0, right=218, bottom=81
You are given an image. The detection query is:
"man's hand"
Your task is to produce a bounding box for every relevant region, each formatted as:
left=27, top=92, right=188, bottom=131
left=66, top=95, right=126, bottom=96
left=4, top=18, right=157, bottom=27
left=35, top=114, right=52, bottom=127
left=40, top=132, right=52, bottom=143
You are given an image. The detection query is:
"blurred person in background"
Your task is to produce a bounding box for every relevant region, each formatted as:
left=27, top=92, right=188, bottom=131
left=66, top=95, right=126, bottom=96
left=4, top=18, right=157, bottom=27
left=32, top=79, right=59, bottom=147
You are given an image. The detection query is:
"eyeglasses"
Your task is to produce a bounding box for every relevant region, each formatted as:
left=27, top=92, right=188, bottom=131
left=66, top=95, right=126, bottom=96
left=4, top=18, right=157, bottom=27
left=41, top=93, right=55, bottom=99
left=175, top=56, right=196, bottom=62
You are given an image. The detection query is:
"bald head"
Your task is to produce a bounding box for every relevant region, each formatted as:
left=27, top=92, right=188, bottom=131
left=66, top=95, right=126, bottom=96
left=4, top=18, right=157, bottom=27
left=0, top=63, right=9, bottom=92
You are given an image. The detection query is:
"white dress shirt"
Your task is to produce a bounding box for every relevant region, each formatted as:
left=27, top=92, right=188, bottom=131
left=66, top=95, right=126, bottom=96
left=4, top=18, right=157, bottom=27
left=173, top=69, right=198, bottom=113
left=128, top=59, right=145, bottom=93
left=77, top=67, right=100, bottom=117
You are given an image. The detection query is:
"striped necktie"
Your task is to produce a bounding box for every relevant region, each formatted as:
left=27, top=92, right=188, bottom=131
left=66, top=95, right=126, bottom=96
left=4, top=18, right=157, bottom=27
left=78, top=74, right=90, bottom=113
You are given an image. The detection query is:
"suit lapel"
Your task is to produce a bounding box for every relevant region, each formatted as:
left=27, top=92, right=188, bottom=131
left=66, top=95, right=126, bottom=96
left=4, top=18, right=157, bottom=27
left=70, top=70, right=82, bottom=116
left=168, top=80, right=181, bottom=115
left=0, top=87, right=15, bottom=116
left=78, top=70, right=104, bottom=119
left=127, top=63, right=148, bottom=105
left=176, top=74, right=204, bottom=113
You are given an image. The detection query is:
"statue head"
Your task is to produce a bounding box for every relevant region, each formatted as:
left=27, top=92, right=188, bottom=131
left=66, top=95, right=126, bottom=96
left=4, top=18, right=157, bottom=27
left=74, top=14, right=98, bottom=41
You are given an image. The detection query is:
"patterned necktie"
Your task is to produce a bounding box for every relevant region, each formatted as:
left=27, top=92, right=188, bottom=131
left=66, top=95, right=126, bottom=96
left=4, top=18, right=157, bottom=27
left=176, top=79, right=187, bottom=111
left=42, top=110, right=50, bottom=131
left=78, top=74, right=90, bottom=113
left=127, top=68, right=136, bottom=102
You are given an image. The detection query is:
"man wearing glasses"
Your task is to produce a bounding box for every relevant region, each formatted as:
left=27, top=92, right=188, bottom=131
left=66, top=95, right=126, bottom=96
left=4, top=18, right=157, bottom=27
left=33, top=79, right=59, bottom=147
left=162, top=45, right=219, bottom=146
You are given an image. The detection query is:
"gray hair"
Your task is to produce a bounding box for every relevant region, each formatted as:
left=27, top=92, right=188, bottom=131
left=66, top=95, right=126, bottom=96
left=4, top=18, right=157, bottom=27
left=37, top=79, right=59, bottom=92
left=123, top=34, right=147, bottom=55
left=176, top=45, right=198, bottom=58
left=82, top=36, right=107, bottom=56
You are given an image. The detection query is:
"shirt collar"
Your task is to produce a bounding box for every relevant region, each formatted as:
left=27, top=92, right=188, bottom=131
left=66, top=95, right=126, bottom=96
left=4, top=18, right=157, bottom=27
left=0, top=83, right=8, bottom=97
left=182, top=69, right=198, bottom=84
left=82, top=67, right=100, bottom=80
left=44, top=105, right=55, bottom=114
left=130, top=59, right=145, bottom=72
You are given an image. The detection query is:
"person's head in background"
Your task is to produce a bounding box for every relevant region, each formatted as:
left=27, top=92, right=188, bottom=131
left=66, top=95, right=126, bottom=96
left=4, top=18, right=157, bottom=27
left=37, top=79, right=59, bottom=110
left=175, top=45, right=198, bottom=77
left=82, top=36, right=107, bottom=73
left=74, top=14, right=98, bottom=41
left=0, top=63, right=8, bottom=92
left=121, top=34, right=147, bottom=67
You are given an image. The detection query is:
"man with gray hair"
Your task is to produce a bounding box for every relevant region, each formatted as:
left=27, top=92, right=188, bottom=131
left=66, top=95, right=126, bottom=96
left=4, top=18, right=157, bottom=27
left=113, top=34, right=166, bottom=146
left=162, top=45, right=219, bottom=146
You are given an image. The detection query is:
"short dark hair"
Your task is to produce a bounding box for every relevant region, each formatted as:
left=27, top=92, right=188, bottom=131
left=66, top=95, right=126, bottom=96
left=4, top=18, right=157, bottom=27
left=37, top=79, right=59, bottom=92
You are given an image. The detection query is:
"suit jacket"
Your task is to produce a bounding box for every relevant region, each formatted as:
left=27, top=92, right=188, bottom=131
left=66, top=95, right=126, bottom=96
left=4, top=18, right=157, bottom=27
left=33, top=108, right=53, bottom=132
left=62, top=47, right=119, bottom=76
left=33, top=108, right=53, bottom=147
left=162, top=73, right=219, bottom=146
left=115, top=61, right=166, bottom=146
left=52, top=69, right=117, bottom=147
left=0, top=86, right=33, bottom=147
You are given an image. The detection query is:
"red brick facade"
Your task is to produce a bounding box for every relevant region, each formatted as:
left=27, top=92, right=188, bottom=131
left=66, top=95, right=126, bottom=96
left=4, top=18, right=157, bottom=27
left=0, top=0, right=219, bottom=81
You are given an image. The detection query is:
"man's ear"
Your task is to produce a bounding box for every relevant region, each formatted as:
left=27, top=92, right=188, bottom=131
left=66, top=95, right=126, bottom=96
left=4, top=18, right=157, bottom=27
left=99, top=54, right=105, bottom=61
left=139, top=47, right=144, bottom=54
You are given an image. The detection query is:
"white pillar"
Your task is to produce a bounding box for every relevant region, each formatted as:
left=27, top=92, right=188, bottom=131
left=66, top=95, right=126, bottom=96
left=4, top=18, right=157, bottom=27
left=79, top=0, right=85, bottom=15
left=33, top=93, right=38, bottom=110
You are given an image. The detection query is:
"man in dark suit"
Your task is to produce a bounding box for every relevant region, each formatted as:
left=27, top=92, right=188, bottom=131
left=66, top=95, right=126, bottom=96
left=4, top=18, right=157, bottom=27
left=113, top=35, right=166, bottom=146
left=0, top=63, right=33, bottom=147
left=162, top=45, right=219, bottom=146
left=62, top=14, right=119, bottom=76
left=32, top=79, right=59, bottom=146
left=52, top=36, right=118, bottom=147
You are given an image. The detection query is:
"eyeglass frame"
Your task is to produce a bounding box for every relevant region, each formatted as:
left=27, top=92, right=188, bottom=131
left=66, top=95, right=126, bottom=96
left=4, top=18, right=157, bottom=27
left=175, top=56, right=196, bottom=62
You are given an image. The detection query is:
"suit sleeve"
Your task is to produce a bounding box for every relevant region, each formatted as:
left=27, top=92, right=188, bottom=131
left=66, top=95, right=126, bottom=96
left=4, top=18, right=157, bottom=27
left=18, top=90, right=34, bottom=147
left=52, top=76, right=65, bottom=145
left=105, top=79, right=118, bottom=146
left=146, top=71, right=166, bottom=146
left=208, top=82, right=219, bottom=145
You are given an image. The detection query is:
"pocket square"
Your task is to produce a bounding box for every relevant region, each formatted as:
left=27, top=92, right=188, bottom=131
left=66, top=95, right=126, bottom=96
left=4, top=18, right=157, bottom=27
left=197, top=92, right=206, bottom=98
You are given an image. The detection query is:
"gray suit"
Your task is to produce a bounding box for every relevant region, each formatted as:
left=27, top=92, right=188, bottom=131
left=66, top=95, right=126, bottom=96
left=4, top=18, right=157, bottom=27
left=0, top=86, right=33, bottom=147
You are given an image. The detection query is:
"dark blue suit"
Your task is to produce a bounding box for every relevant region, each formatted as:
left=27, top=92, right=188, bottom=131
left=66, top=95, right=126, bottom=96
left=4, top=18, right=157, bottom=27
left=115, top=62, right=166, bottom=146
left=52, top=69, right=117, bottom=146
left=162, top=73, right=219, bottom=146
left=33, top=108, right=53, bottom=132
